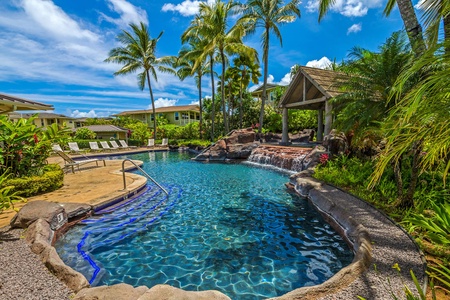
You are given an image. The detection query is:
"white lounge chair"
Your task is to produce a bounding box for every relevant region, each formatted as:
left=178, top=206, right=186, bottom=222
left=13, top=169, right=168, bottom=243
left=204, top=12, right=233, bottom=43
left=119, top=140, right=136, bottom=149
left=68, top=142, right=84, bottom=153
left=110, top=140, right=121, bottom=150
left=161, top=138, right=168, bottom=147
left=100, top=141, right=113, bottom=151
left=147, top=138, right=155, bottom=148
left=54, top=150, right=106, bottom=173
left=89, top=141, right=102, bottom=152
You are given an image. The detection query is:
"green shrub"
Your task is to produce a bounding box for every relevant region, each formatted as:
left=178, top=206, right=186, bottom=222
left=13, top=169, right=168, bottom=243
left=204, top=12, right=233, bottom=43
left=169, top=139, right=211, bottom=148
left=0, top=172, right=25, bottom=212
left=2, top=164, right=64, bottom=197
left=74, top=127, right=96, bottom=140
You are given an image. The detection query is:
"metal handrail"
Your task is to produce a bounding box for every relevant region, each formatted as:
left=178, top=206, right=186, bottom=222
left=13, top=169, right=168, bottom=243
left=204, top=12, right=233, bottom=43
left=121, top=159, right=169, bottom=198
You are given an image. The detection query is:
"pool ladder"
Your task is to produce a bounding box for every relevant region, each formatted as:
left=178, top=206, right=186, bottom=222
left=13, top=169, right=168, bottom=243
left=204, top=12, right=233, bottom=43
left=121, top=159, right=169, bottom=199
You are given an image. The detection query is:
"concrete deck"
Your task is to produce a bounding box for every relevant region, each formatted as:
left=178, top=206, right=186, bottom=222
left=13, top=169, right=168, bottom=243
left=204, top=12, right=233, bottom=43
left=0, top=148, right=157, bottom=228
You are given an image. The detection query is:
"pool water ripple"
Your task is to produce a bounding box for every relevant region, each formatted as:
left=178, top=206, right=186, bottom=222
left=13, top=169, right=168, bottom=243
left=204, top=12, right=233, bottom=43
left=56, top=152, right=353, bottom=299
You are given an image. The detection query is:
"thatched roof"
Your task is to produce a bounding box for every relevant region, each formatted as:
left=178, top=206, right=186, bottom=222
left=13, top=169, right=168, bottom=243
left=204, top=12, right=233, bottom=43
left=0, top=93, right=53, bottom=114
left=279, top=66, right=344, bottom=110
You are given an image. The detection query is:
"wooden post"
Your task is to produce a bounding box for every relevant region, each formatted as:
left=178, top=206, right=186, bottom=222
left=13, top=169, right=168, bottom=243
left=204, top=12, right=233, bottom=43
left=324, top=99, right=333, bottom=136
left=317, top=108, right=324, bottom=142
left=281, top=107, right=290, bottom=145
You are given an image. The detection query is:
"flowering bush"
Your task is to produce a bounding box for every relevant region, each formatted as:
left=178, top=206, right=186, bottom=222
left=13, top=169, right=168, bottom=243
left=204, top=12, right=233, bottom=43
left=319, top=153, right=330, bottom=165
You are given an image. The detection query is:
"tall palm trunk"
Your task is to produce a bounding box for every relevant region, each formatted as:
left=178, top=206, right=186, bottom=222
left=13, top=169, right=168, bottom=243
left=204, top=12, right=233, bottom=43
left=239, top=73, right=244, bottom=129
left=198, top=71, right=203, bottom=139
left=210, top=54, right=216, bottom=141
left=220, top=51, right=229, bottom=134
left=146, top=70, right=157, bottom=140
left=259, top=26, right=270, bottom=134
left=396, top=0, right=426, bottom=56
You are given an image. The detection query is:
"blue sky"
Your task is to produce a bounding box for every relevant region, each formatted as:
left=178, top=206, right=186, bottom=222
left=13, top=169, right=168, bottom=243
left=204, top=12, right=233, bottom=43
left=0, top=0, right=418, bottom=118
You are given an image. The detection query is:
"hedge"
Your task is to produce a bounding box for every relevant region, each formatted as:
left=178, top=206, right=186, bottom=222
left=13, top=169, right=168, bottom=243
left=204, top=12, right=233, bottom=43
left=2, top=164, right=64, bottom=197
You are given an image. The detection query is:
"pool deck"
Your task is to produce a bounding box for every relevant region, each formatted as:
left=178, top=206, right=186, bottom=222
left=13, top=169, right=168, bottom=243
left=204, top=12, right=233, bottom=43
left=0, top=147, right=161, bottom=228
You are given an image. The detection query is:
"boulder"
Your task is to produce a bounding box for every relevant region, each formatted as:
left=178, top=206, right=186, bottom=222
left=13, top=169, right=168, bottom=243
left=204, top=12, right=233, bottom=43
left=323, top=129, right=348, bottom=156
left=10, top=200, right=68, bottom=230
left=138, top=284, right=231, bottom=300
left=25, top=218, right=53, bottom=255
left=194, top=128, right=258, bottom=161
left=42, top=246, right=90, bottom=293
left=301, top=145, right=327, bottom=170
left=74, top=283, right=148, bottom=300
left=59, top=203, right=92, bottom=220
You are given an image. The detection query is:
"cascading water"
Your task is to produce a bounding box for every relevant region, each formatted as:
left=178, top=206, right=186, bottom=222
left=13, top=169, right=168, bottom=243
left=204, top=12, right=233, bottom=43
left=246, top=145, right=313, bottom=172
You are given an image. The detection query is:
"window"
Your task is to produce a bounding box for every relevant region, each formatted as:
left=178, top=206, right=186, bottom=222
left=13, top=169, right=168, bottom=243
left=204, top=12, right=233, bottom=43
left=182, top=113, right=188, bottom=120
left=175, top=112, right=179, bottom=120
left=189, top=113, right=194, bottom=119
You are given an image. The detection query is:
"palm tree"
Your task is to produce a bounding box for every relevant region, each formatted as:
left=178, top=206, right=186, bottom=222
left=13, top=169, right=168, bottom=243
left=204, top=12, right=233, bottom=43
left=177, top=40, right=210, bottom=139
left=232, top=55, right=261, bottom=128
left=238, top=0, right=301, bottom=134
left=195, top=0, right=257, bottom=135
left=371, top=39, right=450, bottom=208
left=318, top=0, right=426, bottom=56
left=182, top=13, right=218, bottom=141
left=105, top=22, right=173, bottom=140
left=417, top=0, right=450, bottom=50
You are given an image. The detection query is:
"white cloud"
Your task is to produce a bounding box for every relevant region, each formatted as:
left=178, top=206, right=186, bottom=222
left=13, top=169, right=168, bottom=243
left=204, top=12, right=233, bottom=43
left=101, top=0, right=148, bottom=27
left=151, top=98, right=178, bottom=108
left=161, top=0, right=214, bottom=17
left=70, top=109, right=99, bottom=118
left=21, top=0, right=99, bottom=42
left=280, top=73, right=292, bottom=85
left=190, top=100, right=200, bottom=105
left=306, top=0, right=382, bottom=17
left=267, top=74, right=275, bottom=83
left=306, top=57, right=333, bottom=69
left=414, top=0, right=426, bottom=9
left=347, top=23, right=362, bottom=34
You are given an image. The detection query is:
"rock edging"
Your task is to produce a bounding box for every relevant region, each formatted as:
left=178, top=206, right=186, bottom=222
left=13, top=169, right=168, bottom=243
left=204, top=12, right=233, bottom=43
left=267, top=171, right=372, bottom=300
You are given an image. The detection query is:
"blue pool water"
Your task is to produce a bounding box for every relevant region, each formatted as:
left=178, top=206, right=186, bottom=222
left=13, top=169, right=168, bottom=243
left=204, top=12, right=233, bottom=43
left=55, top=151, right=353, bottom=299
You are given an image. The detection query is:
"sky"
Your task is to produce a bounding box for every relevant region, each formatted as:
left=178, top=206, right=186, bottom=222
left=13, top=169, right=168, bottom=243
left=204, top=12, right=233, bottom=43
left=0, top=0, right=420, bottom=118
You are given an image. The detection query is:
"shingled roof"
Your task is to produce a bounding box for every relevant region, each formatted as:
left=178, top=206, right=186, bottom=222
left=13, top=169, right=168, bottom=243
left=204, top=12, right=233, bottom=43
left=0, top=93, right=53, bottom=114
left=280, top=66, right=344, bottom=110
left=116, top=105, right=199, bottom=116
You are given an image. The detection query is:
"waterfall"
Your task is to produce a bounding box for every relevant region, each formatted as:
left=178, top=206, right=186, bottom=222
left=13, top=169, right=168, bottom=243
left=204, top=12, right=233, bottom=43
left=246, top=145, right=313, bottom=172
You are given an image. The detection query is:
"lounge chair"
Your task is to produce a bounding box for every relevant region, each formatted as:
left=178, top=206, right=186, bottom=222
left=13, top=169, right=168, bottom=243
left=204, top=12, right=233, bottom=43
left=89, top=141, right=102, bottom=152
left=54, top=150, right=106, bottom=173
left=119, top=140, right=136, bottom=149
left=147, top=138, right=155, bottom=148
left=52, top=144, right=65, bottom=153
left=110, top=140, right=121, bottom=150
left=100, top=141, right=113, bottom=151
left=161, top=138, right=168, bottom=147
left=68, top=142, right=85, bottom=154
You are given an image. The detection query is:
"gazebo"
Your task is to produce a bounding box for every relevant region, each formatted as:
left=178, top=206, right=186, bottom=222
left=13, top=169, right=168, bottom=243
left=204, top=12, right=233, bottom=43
left=278, top=66, right=342, bottom=143
left=0, top=93, right=53, bottom=114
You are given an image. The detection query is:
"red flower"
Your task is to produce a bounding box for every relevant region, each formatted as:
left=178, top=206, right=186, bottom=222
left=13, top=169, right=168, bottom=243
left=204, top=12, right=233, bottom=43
left=319, top=153, right=329, bottom=165
left=33, top=134, right=39, bottom=143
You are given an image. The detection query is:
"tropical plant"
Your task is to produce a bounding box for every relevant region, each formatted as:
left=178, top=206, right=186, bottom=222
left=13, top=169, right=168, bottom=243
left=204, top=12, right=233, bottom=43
left=404, top=202, right=450, bottom=246
left=126, top=122, right=151, bottom=146
left=74, top=127, right=96, bottom=140
left=41, top=122, right=72, bottom=146
left=0, top=172, right=25, bottom=213
left=182, top=13, right=218, bottom=141
left=332, top=31, right=414, bottom=149
left=105, top=22, right=174, bottom=139
left=0, top=115, right=51, bottom=177
left=231, top=54, right=260, bottom=128
left=201, top=0, right=257, bottom=135
left=238, top=0, right=301, bottom=134
left=176, top=40, right=210, bottom=139
left=371, top=40, right=450, bottom=208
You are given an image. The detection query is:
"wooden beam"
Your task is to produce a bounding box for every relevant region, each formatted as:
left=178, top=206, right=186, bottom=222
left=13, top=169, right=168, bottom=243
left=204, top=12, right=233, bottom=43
left=302, top=76, right=306, bottom=102
left=284, top=96, right=327, bottom=108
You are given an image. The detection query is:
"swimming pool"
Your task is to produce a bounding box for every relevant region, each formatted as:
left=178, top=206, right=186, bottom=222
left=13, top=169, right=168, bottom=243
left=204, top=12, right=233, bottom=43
left=55, top=151, right=353, bottom=299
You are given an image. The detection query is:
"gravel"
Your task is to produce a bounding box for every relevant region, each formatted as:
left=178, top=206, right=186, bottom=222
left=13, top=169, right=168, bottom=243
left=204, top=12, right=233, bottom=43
left=0, top=227, right=73, bottom=300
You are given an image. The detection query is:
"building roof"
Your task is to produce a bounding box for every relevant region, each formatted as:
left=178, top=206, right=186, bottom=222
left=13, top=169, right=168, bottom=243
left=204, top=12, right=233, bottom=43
left=115, top=105, right=200, bottom=116
left=279, top=66, right=344, bottom=110
left=250, top=83, right=281, bottom=95
left=0, top=93, right=53, bottom=114
left=8, top=112, right=73, bottom=120
left=80, top=125, right=128, bottom=133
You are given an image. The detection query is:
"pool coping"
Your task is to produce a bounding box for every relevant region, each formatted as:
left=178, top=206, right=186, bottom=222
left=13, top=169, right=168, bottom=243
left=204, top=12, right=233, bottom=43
left=21, top=155, right=427, bottom=299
